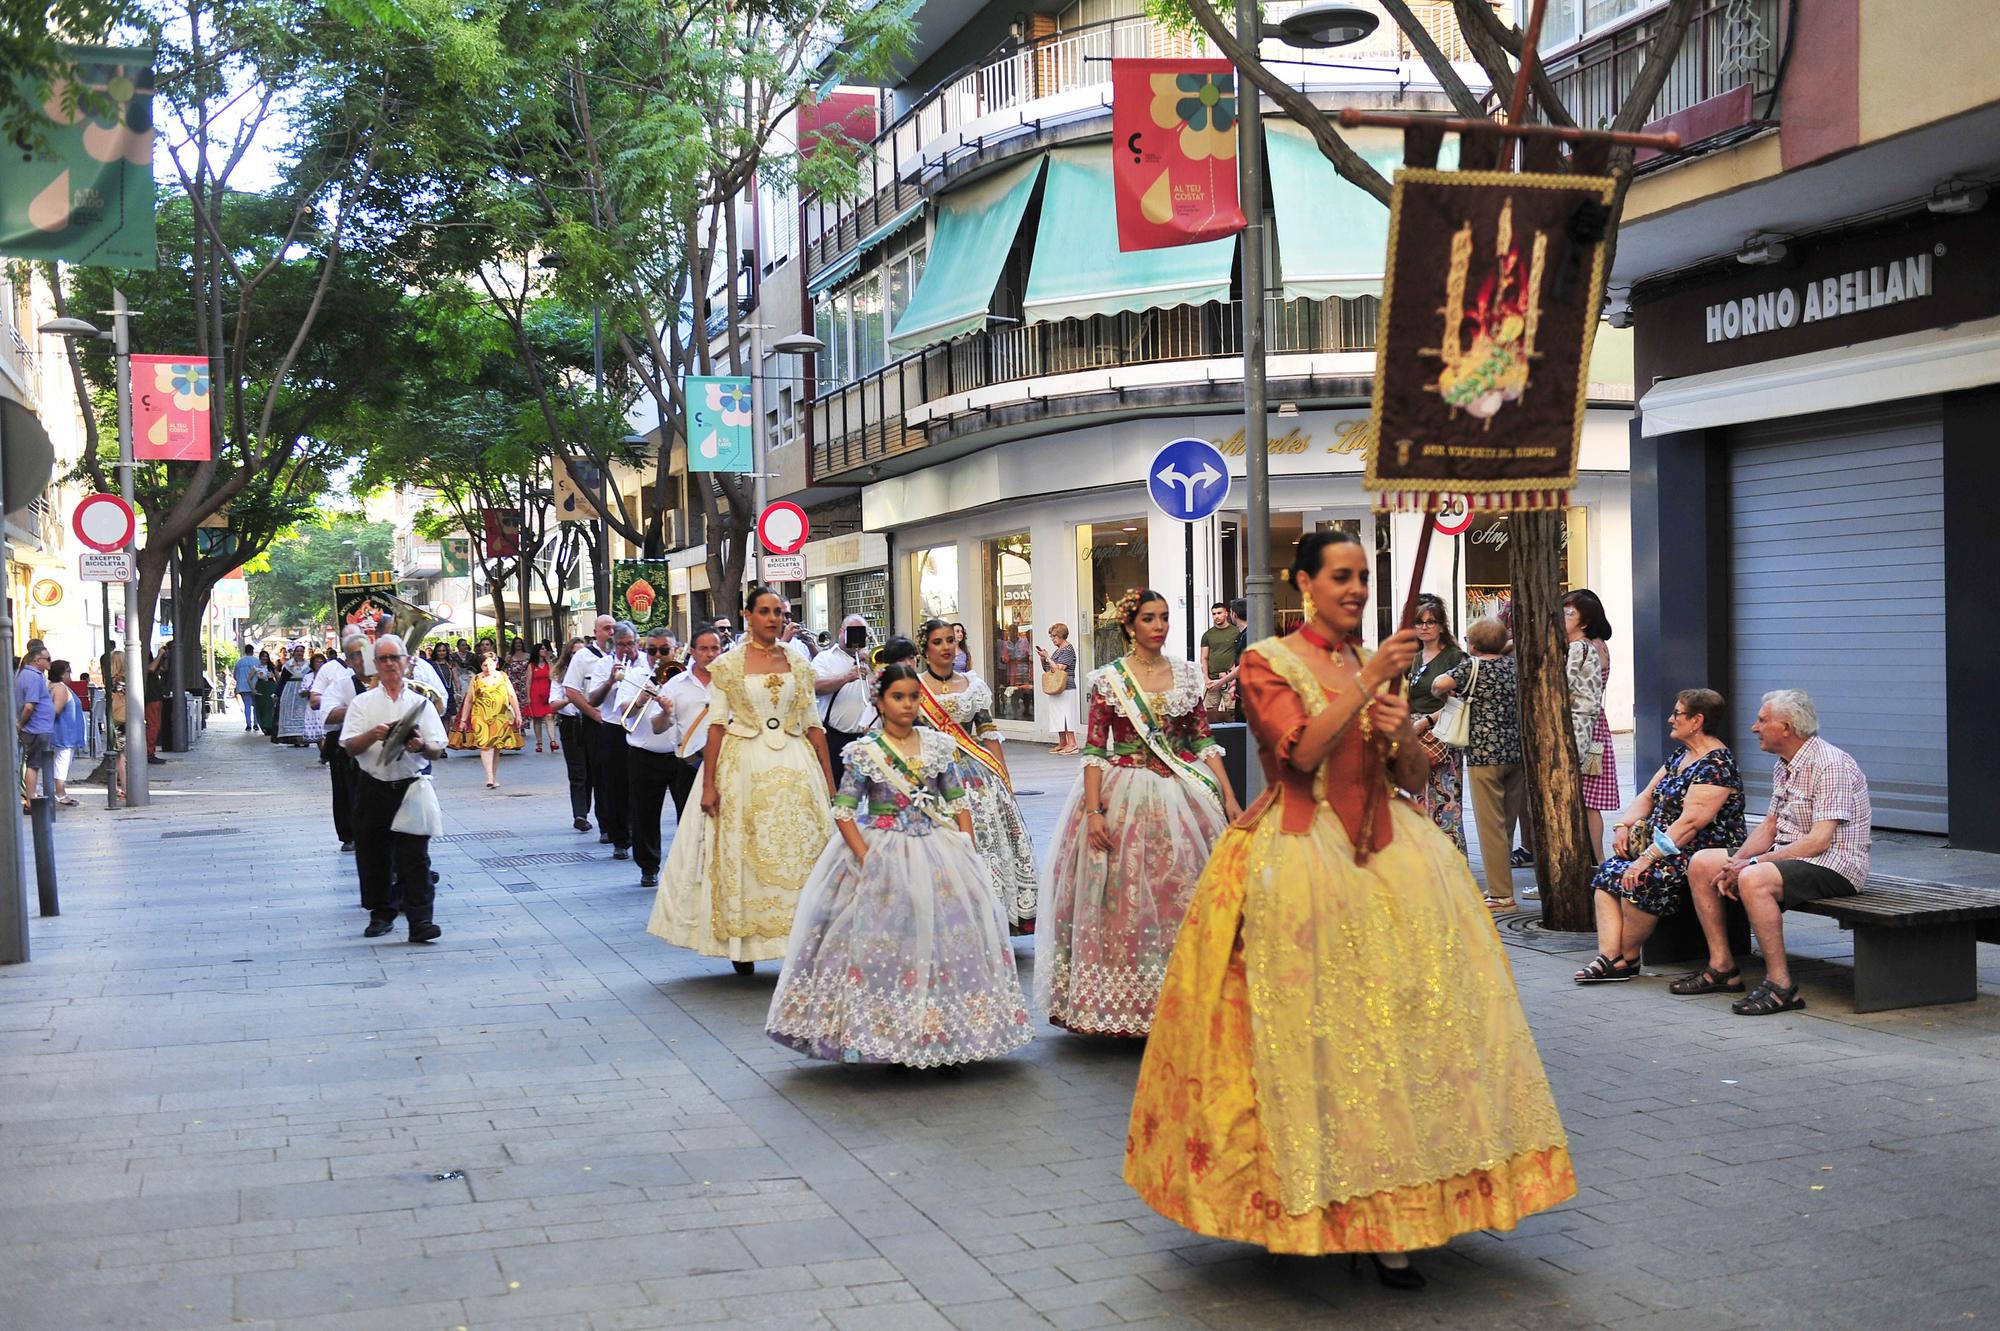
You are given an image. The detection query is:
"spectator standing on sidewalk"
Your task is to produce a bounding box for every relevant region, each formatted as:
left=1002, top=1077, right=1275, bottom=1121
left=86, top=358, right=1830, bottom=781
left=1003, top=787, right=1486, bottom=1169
left=231, top=645, right=258, bottom=731
left=47, top=660, right=86, bottom=806
left=15, top=640, right=55, bottom=804
left=1199, top=602, right=1240, bottom=721
left=341, top=634, right=448, bottom=944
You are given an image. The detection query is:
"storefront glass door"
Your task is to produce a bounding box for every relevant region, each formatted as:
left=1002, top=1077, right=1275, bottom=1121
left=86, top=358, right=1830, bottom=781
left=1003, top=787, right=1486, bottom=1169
left=1216, top=508, right=1378, bottom=645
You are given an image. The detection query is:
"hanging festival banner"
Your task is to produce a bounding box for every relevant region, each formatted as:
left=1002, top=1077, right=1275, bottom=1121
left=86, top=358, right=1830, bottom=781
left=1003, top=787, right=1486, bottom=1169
left=1364, top=167, right=1615, bottom=511
left=0, top=46, right=156, bottom=268
left=685, top=375, right=754, bottom=473
left=1111, top=59, right=1246, bottom=253
left=130, top=354, right=211, bottom=460
left=551, top=454, right=601, bottom=521
left=440, top=536, right=471, bottom=576
left=482, top=507, right=522, bottom=558
left=612, top=559, right=675, bottom=634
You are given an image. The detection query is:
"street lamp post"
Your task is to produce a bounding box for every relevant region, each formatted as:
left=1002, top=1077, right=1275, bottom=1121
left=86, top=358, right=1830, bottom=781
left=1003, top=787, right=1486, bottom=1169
left=41, top=295, right=149, bottom=805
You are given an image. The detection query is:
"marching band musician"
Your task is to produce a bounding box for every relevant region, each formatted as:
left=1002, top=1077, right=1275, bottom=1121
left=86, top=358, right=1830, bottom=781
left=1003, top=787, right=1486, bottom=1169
left=584, top=622, right=644, bottom=861
left=660, top=627, right=721, bottom=820
left=613, top=626, right=683, bottom=889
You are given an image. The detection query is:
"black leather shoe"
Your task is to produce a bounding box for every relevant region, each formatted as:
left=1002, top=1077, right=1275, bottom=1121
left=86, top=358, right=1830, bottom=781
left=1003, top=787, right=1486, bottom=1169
left=639, top=872, right=659, bottom=887
left=363, top=915, right=394, bottom=938
left=598, top=833, right=613, bottom=844
left=612, top=846, right=630, bottom=861
left=573, top=817, right=591, bottom=832
left=409, top=922, right=442, bottom=944
left=339, top=841, right=354, bottom=853
left=732, top=960, right=755, bottom=975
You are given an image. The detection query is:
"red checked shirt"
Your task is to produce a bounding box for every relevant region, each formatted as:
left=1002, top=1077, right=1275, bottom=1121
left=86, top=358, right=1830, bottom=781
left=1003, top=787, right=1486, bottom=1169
left=1769, top=736, right=1872, bottom=889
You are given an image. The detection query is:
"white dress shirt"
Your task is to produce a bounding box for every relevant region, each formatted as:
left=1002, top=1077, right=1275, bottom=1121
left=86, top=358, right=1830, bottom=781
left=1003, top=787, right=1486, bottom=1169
left=560, top=643, right=606, bottom=716
left=810, top=644, right=876, bottom=734
left=611, top=662, right=678, bottom=755
left=316, top=667, right=358, bottom=721
left=308, top=660, right=350, bottom=718
left=660, top=668, right=713, bottom=760
left=586, top=649, right=645, bottom=721
left=340, top=682, right=449, bottom=781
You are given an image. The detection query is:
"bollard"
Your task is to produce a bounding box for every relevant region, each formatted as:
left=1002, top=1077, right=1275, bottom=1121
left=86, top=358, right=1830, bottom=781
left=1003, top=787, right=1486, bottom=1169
left=28, top=794, right=57, bottom=917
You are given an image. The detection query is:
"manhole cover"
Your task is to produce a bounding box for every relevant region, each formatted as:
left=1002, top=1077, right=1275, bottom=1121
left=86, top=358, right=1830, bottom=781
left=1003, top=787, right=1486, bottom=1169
left=433, top=832, right=517, bottom=844
left=478, top=852, right=599, bottom=869
left=161, top=827, right=241, bottom=839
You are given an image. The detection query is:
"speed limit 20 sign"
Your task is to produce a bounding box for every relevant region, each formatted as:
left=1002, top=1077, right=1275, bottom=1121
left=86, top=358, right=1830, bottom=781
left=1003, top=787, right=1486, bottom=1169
left=1430, top=496, right=1475, bottom=536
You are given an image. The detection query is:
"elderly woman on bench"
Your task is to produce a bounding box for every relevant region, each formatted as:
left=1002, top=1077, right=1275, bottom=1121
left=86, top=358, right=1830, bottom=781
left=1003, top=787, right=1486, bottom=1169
left=1574, top=688, right=1745, bottom=987
left=1668, top=688, right=1872, bottom=1016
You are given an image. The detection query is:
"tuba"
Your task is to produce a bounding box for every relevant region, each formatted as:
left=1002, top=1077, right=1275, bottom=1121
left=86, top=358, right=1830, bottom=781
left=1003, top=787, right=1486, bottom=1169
left=381, top=590, right=440, bottom=656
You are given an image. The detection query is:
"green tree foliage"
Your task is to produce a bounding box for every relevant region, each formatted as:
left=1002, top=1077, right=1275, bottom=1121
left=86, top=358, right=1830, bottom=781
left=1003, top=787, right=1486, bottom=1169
left=245, top=516, right=394, bottom=633
left=2, top=0, right=150, bottom=152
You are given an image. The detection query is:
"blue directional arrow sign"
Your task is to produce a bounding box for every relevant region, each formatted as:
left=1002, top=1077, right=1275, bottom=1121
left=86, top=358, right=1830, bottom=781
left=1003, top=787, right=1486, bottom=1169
left=1146, top=436, right=1232, bottom=523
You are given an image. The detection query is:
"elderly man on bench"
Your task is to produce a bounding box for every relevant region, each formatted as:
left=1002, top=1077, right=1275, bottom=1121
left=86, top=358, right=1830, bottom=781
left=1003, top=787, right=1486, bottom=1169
left=1668, top=688, right=1872, bottom=1016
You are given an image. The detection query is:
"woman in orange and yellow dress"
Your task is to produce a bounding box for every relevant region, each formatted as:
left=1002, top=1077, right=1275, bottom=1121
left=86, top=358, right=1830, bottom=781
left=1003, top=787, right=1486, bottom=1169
left=1124, top=530, right=1574, bottom=1289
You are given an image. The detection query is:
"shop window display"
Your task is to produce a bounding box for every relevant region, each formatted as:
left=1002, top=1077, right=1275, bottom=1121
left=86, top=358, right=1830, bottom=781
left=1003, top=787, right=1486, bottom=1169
left=984, top=533, right=1035, bottom=720
left=1077, top=519, right=1149, bottom=675
left=912, top=544, right=959, bottom=625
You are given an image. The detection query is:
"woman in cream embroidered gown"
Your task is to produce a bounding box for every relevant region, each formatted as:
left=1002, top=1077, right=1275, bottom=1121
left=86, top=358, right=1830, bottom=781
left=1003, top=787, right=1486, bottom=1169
left=649, top=588, right=836, bottom=973
left=1037, top=590, right=1240, bottom=1036
left=912, top=619, right=1040, bottom=934
left=1124, top=531, right=1574, bottom=1283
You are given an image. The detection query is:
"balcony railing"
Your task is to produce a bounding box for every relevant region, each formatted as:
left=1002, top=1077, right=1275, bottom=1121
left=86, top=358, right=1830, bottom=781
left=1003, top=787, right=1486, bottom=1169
left=812, top=295, right=1378, bottom=480
left=1545, top=0, right=1783, bottom=138
left=804, top=2, right=1474, bottom=280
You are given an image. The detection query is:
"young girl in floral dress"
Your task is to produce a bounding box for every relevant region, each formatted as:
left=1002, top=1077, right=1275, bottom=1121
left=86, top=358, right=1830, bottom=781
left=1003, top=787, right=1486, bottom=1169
left=766, top=658, right=1032, bottom=1068
left=1037, top=590, right=1240, bottom=1036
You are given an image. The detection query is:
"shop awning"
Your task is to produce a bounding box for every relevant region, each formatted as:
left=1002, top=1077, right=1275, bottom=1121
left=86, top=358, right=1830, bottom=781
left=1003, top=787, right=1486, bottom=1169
left=1022, top=147, right=1238, bottom=326
left=887, top=155, right=1045, bottom=355
left=1264, top=121, right=1442, bottom=302
left=806, top=250, right=862, bottom=297
left=806, top=198, right=927, bottom=298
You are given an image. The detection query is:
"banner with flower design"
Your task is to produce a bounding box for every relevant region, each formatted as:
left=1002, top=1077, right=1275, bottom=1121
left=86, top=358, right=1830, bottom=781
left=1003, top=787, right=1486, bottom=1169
left=130, top=354, right=211, bottom=460
left=1111, top=59, right=1245, bottom=254
left=482, top=507, right=522, bottom=558
left=685, top=375, right=754, bottom=473
left=0, top=45, right=156, bottom=268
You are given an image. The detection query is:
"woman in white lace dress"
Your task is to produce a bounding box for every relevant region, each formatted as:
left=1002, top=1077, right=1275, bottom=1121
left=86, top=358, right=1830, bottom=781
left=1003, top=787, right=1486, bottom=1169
left=648, top=588, right=836, bottom=974
left=911, top=619, right=1040, bottom=934
left=1037, top=590, right=1240, bottom=1036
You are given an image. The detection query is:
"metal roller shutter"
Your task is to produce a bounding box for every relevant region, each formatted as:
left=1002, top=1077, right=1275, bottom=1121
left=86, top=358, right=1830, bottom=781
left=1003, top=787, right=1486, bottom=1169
left=1727, top=398, right=1945, bottom=832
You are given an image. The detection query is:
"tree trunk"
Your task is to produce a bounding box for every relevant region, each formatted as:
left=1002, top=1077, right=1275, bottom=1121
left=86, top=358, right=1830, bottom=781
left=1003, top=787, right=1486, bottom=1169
left=1511, top=509, right=1593, bottom=930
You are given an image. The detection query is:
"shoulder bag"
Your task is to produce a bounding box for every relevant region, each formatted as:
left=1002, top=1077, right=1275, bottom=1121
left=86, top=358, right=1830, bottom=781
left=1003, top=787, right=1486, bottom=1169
left=1433, top=658, right=1478, bottom=748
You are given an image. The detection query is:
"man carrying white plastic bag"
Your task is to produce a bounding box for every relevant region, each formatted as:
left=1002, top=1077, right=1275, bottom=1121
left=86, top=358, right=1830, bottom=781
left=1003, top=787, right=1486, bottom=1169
left=341, top=633, right=450, bottom=943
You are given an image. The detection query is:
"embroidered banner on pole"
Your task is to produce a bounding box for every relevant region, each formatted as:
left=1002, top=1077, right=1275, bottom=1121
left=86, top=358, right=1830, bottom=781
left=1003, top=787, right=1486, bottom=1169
left=482, top=507, right=521, bottom=558
left=1111, top=59, right=1246, bottom=253
left=1364, top=168, right=1615, bottom=511
left=0, top=46, right=156, bottom=268
left=130, top=354, right=211, bottom=460
left=685, top=375, right=754, bottom=473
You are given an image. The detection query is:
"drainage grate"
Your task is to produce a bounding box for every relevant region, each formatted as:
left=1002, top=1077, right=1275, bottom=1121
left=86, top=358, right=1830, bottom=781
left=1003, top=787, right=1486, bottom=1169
left=478, top=851, right=599, bottom=869
left=433, top=832, right=517, bottom=844
left=161, top=826, right=241, bottom=839
left=500, top=882, right=543, bottom=894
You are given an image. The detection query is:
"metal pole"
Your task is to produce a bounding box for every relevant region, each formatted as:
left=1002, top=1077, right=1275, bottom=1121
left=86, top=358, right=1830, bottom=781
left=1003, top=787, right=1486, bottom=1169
left=167, top=544, right=186, bottom=751
left=590, top=194, right=611, bottom=616
left=115, top=290, right=148, bottom=806
left=750, top=324, right=768, bottom=588
left=1236, top=0, right=1273, bottom=644
left=101, top=582, right=117, bottom=808
left=1184, top=520, right=1196, bottom=661
left=0, top=412, right=26, bottom=962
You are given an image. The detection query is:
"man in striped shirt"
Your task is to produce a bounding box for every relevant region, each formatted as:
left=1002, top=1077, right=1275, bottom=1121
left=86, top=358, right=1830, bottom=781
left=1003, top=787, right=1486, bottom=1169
left=1674, top=688, right=1872, bottom=1016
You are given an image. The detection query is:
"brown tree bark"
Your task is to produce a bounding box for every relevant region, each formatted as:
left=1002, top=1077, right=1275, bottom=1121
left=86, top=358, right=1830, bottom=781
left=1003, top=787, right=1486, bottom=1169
left=1510, top=509, right=1592, bottom=929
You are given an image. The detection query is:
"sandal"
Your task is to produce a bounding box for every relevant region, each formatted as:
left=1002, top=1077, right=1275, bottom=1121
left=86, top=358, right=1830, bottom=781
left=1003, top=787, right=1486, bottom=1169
left=1732, top=979, right=1805, bottom=1016
left=1484, top=896, right=1516, bottom=911
left=1573, top=953, right=1639, bottom=984
left=1668, top=965, right=1744, bottom=995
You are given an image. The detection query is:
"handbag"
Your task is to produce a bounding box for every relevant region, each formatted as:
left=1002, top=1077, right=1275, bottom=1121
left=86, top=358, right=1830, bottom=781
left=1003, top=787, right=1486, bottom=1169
left=1583, top=743, right=1605, bottom=777
left=1040, top=666, right=1069, bottom=696
left=1432, top=658, right=1478, bottom=748
left=390, top=774, right=444, bottom=837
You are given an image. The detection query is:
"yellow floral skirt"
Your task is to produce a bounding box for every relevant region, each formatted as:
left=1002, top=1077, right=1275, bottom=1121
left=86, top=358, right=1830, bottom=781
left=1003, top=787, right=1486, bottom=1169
left=1123, top=798, right=1575, bottom=1254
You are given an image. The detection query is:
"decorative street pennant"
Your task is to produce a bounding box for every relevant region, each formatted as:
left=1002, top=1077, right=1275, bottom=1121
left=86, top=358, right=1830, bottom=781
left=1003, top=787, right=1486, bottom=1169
left=613, top=559, right=674, bottom=633
left=0, top=45, right=156, bottom=268
left=685, top=375, right=753, bottom=473
left=130, top=354, right=211, bottom=460
left=552, top=454, right=602, bottom=521
left=482, top=507, right=521, bottom=558
left=1364, top=166, right=1615, bottom=511
left=1111, top=59, right=1246, bottom=253
left=440, top=536, right=471, bottom=577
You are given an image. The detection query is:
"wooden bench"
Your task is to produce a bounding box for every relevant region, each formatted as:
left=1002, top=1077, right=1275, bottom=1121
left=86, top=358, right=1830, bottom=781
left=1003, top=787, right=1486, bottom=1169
left=1790, top=874, right=2000, bottom=1013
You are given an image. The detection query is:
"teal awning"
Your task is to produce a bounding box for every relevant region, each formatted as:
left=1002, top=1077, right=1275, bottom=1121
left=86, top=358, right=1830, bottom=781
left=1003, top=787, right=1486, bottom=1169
left=1022, top=147, right=1237, bottom=326
left=809, top=198, right=927, bottom=298
left=806, top=250, right=861, bottom=297
left=855, top=198, right=925, bottom=256
left=887, top=156, right=1045, bottom=354
left=1264, top=120, right=1455, bottom=302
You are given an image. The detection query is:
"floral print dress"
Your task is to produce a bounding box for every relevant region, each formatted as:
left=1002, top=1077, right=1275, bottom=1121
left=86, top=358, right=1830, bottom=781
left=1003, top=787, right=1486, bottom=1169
left=765, top=729, right=1032, bottom=1067
left=1036, top=660, right=1229, bottom=1036
left=919, top=673, right=1040, bottom=933
left=1591, top=744, right=1746, bottom=917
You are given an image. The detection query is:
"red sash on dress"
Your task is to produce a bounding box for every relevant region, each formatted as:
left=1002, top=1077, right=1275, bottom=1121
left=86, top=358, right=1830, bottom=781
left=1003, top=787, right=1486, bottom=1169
left=918, top=678, right=1011, bottom=791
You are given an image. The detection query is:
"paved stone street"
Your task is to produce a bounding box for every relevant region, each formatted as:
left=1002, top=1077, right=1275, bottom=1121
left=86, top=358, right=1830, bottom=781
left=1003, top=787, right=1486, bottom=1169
left=4, top=725, right=1998, bottom=1331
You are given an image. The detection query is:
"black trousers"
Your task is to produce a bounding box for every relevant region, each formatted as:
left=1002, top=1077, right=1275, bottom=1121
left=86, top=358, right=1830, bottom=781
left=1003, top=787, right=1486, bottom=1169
left=324, top=736, right=354, bottom=844
left=596, top=720, right=631, bottom=848
left=825, top=726, right=864, bottom=789
left=667, top=753, right=701, bottom=819
left=351, top=771, right=434, bottom=925
left=557, top=713, right=592, bottom=820
left=627, top=747, right=675, bottom=876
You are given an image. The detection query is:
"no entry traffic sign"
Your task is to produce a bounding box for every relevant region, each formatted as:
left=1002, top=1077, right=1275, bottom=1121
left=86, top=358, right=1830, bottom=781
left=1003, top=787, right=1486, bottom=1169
left=757, top=501, right=810, bottom=555
left=72, top=492, right=136, bottom=553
